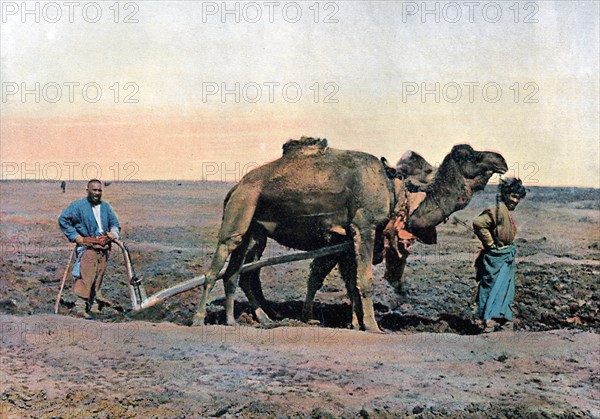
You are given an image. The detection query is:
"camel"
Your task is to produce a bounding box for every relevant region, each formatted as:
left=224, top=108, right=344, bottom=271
left=192, top=138, right=507, bottom=332
left=299, top=144, right=507, bottom=325
left=395, top=150, right=437, bottom=192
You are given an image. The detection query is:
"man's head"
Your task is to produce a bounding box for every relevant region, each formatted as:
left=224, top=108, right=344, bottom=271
left=86, top=179, right=103, bottom=204
left=499, top=177, right=526, bottom=210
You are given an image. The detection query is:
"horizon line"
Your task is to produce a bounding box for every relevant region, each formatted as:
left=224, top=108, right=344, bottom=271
left=1, top=179, right=598, bottom=190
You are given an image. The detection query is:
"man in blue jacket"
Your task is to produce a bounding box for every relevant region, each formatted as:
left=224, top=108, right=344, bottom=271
left=58, top=179, right=120, bottom=318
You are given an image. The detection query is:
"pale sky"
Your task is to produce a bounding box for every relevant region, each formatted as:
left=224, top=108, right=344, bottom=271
left=1, top=1, right=598, bottom=186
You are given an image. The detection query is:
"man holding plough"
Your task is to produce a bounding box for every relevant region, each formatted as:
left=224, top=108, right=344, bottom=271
left=58, top=179, right=120, bottom=318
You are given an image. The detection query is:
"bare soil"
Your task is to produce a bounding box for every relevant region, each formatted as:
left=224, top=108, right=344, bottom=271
left=1, top=180, right=599, bottom=417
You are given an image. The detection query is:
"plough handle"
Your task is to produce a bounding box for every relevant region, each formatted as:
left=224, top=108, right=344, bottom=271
left=112, top=239, right=146, bottom=310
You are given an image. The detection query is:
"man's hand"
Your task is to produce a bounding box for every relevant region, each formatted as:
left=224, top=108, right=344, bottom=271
left=81, top=236, right=111, bottom=247
left=74, top=236, right=84, bottom=245
left=106, top=232, right=118, bottom=240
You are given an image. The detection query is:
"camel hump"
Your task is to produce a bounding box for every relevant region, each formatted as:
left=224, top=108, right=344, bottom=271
left=282, top=136, right=328, bottom=156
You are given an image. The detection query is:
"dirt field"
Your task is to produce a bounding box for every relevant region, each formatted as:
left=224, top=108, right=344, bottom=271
left=1, top=180, right=598, bottom=417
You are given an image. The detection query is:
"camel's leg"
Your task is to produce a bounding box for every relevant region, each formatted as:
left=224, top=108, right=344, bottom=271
left=246, top=232, right=272, bottom=317
left=192, top=188, right=260, bottom=326
left=193, top=239, right=237, bottom=326
left=192, top=234, right=249, bottom=326
left=302, top=255, right=339, bottom=323
left=338, top=250, right=360, bottom=329
left=372, top=226, right=385, bottom=265
left=238, top=230, right=272, bottom=324
left=350, top=210, right=381, bottom=333
left=384, top=248, right=409, bottom=295
left=222, top=239, right=253, bottom=325
left=248, top=274, right=273, bottom=320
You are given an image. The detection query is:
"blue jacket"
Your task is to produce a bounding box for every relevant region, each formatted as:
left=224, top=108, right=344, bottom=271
left=58, top=198, right=120, bottom=242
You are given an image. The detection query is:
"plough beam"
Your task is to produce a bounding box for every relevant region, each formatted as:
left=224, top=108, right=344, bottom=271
left=131, top=242, right=353, bottom=311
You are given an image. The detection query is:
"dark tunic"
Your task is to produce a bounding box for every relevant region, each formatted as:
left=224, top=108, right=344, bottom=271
left=473, top=201, right=519, bottom=321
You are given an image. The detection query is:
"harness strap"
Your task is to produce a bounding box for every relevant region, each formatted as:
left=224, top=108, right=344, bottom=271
left=384, top=183, right=417, bottom=259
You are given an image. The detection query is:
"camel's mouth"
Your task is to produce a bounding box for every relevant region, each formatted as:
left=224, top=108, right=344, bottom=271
left=493, top=159, right=509, bottom=175
left=471, top=167, right=505, bottom=192
left=482, top=166, right=507, bottom=179
left=486, top=165, right=508, bottom=178
left=482, top=152, right=508, bottom=176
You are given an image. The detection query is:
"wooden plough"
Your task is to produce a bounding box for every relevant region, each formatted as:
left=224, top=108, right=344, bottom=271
left=115, top=240, right=353, bottom=312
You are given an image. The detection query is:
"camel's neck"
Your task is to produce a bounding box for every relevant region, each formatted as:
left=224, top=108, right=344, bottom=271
left=411, top=161, right=471, bottom=228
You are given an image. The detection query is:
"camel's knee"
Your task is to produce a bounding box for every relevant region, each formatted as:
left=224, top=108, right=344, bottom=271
left=222, top=233, right=245, bottom=252
left=207, top=234, right=246, bottom=275
left=202, top=274, right=219, bottom=292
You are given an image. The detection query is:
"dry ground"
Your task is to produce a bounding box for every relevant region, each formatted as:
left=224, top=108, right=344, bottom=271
left=0, top=180, right=598, bottom=417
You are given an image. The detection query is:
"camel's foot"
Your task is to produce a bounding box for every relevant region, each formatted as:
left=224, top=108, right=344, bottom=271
left=396, top=289, right=408, bottom=298
left=362, top=317, right=383, bottom=334
left=191, top=313, right=205, bottom=327
left=301, top=311, right=313, bottom=324
left=364, top=325, right=384, bottom=334
left=351, top=312, right=359, bottom=330
left=390, top=282, right=407, bottom=296
left=254, top=308, right=273, bottom=325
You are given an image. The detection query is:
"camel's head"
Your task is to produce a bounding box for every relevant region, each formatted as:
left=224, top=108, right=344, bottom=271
left=406, top=144, right=508, bottom=244
left=446, top=144, right=508, bottom=192
left=396, top=151, right=436, bottom=192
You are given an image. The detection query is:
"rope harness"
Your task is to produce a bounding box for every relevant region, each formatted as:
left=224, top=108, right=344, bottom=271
left=383, top=180, right=418, bottom=260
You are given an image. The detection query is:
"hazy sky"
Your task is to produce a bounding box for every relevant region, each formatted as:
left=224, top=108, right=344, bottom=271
left=1, top=1, right=598, bottom=186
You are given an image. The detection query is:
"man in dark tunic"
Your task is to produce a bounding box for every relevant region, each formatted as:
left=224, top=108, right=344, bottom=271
left=473, top=177, right=526, bottom=333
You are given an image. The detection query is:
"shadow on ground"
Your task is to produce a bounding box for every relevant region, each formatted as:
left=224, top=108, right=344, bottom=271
left=200, top=299, right=483, bottom=335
